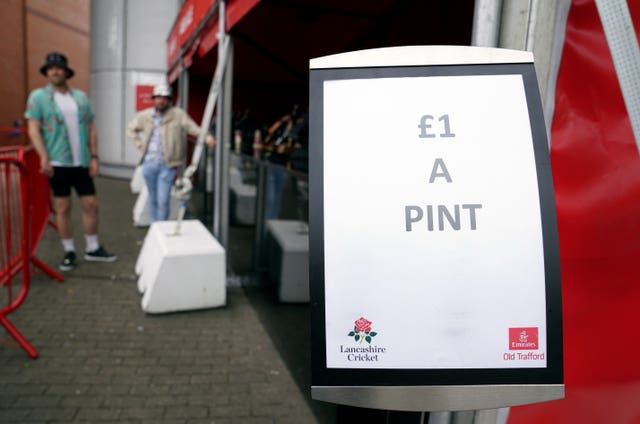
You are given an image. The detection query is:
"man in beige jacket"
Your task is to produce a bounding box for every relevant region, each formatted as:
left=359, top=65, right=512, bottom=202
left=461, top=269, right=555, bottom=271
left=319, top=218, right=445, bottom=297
left=126, top=84, right=214, bottom=222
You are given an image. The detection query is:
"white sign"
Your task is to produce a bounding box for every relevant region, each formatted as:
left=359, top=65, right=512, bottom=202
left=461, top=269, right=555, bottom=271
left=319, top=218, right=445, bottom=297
left=323, top=74, right=547, bottom=369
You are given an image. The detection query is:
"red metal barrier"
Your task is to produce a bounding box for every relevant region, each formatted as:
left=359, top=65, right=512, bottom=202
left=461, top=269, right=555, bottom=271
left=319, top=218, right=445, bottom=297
left=0, top=146, right=64, bottom=358
left=0, top=126, right=28, bottom=148
left=0, top=153, right=37, bottom=358
left=0, top=146, right=63, bottom=283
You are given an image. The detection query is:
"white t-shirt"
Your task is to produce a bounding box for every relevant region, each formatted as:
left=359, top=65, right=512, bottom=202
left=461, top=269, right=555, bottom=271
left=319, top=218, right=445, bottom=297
left=53, top=91, right=82, bottom=167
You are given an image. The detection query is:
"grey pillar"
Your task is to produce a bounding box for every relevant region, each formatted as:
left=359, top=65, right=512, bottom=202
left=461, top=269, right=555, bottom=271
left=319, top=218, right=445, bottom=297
left=90, top=0, right=180, bottom=179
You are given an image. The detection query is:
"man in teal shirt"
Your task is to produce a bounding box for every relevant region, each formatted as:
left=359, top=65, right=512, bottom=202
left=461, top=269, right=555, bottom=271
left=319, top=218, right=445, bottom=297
left=25, top=52, right=116, bottom=271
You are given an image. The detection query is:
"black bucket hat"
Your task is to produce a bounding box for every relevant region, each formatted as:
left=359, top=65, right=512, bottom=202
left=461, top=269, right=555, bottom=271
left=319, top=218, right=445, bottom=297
left=39, top=52, right=74, bottom=79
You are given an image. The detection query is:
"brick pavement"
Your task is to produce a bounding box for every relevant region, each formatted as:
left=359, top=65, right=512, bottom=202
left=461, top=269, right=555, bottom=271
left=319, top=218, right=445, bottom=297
left=0, top=177, right=336, bottom=423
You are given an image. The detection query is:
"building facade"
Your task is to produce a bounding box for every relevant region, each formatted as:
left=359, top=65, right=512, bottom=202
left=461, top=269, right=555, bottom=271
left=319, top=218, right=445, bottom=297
left=0, top=0, right=90, bottom=145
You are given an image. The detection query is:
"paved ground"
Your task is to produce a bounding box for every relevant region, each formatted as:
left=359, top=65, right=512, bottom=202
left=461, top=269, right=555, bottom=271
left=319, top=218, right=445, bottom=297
left=0, top=176, right=336, bottom=423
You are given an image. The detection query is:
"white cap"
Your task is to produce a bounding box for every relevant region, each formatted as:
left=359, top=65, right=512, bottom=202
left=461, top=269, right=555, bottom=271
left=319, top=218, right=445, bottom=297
left=152, top=84, right=172, bottom=98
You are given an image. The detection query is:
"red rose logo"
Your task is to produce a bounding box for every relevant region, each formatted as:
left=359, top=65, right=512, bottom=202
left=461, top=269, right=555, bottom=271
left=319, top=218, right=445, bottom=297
left=348, top=317, right=377, bottom=344
left=354, top=317, right=372, bottom=333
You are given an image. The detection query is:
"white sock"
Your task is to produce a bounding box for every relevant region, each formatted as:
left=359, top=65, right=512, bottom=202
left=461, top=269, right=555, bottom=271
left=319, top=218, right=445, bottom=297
left=85, top=234, right=99, bottom=252
left=61, top=238, right=75, bottom=252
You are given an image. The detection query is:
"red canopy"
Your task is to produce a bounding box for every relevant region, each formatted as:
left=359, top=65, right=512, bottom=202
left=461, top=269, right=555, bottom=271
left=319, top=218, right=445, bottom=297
left=167, top=0, right=474, bottom=123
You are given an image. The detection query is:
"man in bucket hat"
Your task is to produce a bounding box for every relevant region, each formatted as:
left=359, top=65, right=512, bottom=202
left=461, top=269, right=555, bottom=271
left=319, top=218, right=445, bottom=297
left=127, top=84, right=215, bottom=223
left=25, top=52, right=117, bottom=271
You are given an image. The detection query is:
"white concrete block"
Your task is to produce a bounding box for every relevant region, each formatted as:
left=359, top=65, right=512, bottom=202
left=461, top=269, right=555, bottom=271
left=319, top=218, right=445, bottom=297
left=266, top=220, right=309, bottom=303
left=130, top=165, right=144, bottom=193
left=135, top=220, right=226, bottom=313
left=229, top=165, right=243, bottom=187
left=133, top=184, right=181, bottom=227
left=230, top=183, right=256, bottom=225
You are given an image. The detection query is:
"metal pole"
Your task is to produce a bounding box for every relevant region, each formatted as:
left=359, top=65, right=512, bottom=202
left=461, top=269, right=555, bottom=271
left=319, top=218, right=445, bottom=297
left=595, top=0, right=640, bottom=154
left=219, top=39, right=233, bottom=249
left=471, top=0, right=503, bottom=47
left=524, top=0, right=539, bottom=52
left=178, top=66, right=189, bottom=110
left=213, top=0, right=226, bottom=240
left=253, top=160, right=268, bottom=273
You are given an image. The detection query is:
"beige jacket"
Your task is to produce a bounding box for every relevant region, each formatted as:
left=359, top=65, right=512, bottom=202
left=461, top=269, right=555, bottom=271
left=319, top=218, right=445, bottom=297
left=126, top=106, right=212, bottom=168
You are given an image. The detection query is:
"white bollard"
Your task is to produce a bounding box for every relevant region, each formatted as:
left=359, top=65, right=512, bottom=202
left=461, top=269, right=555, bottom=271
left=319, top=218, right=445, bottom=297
left=135, top=220, right=226, bottom=313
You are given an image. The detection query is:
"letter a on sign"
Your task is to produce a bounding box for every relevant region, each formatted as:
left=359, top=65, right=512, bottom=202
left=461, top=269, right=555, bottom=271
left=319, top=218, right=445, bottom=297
left=429, top=158, right=452, bottom=183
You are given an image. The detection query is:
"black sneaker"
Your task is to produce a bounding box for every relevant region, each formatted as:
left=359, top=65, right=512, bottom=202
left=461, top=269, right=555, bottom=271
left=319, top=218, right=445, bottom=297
left=84, top=246, right=117, bottom=262
left=59, top=251, right=76, bottom=271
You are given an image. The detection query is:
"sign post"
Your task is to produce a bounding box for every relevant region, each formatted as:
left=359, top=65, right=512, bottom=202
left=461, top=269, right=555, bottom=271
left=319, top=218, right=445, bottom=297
left=309, top=46, right=563, bottom=411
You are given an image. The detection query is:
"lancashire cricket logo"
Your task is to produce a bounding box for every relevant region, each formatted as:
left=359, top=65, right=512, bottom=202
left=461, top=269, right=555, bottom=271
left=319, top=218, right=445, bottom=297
left=348, top=317, right=378, bottom=344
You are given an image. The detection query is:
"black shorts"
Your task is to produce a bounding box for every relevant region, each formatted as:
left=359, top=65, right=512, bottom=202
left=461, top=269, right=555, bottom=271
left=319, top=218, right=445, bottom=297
left=49, top=166, right=96, bottom=197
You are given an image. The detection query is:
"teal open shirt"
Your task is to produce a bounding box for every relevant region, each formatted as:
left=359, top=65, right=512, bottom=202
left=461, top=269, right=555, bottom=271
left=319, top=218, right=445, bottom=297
left=24, top=84, right=95, bottom=167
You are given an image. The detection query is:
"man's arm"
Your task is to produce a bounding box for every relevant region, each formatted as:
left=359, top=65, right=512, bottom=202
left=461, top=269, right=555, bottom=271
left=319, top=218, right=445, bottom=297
left=27, top=119, right=53, bottom=177
left=88, top=121, right=99, bottom=177
left=126, top=114, right=145, bottom=150
left=183, top=111, right=215, bottom=147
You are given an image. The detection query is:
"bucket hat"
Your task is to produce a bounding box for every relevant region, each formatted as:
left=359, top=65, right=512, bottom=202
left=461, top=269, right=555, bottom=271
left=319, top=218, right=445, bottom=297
left=39, top=52, right=74, bottom=79
left=152, top=84, right=172, bottom=98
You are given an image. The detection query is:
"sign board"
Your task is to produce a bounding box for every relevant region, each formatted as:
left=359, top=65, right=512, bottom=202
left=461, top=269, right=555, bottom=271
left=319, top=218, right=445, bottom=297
left=135, top=85, right=155, bottom=111
left=309, top=46, right=563, bottom=411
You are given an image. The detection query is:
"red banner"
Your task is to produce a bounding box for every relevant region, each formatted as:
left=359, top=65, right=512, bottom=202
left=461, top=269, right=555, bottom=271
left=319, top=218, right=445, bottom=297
left=198, top=0, right=260, bottom=58
left=166, top=0, right=216, bottom=67
left=509, top=1, right=640, bottom=422
left=166, top=0, right=260, bottom=72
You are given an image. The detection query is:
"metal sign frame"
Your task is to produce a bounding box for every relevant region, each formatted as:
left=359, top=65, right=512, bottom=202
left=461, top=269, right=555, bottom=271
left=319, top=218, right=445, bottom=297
left=308, top=46, right=563, bottom=411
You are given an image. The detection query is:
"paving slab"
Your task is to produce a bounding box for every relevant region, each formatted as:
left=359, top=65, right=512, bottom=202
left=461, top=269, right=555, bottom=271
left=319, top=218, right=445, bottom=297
left=0, top=176, right=336, bottom=423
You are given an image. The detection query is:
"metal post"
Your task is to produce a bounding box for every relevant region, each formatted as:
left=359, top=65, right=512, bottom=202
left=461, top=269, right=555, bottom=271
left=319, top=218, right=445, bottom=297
left=219, top=39, right=233, bottom=249
left=471, top=0, right=503, bottom=47
left=595, top=0, right=640, bottom=154
left=178, top=66, right=189, bottom=110
left=213, top=0, right=226, bottom=241
left=253, top=161, right=268, bottom=273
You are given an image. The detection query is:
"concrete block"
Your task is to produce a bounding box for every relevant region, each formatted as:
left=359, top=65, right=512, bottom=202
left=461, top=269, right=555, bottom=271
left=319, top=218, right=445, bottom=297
left=230, top=183, right=256, bottom=225
left=230, top=163, right=258, bottom=185
left=135, top=220, right=226, bottom=313
left=133, top=184, right=181, bottom=227
left=230, top=154, right=243, bottom=168
left=266, top=220, right=309, bottom=303
left=130, top=165, right=144, bottom=193
left=229, top=165, right=243, bottom=187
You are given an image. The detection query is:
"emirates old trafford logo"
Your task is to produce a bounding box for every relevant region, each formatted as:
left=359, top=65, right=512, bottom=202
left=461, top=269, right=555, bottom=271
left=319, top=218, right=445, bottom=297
left=348, top=317, right=378, bottom=344
left=504, top=327, right=544, bottom=361
left=509, top=327, right=538, bottom=350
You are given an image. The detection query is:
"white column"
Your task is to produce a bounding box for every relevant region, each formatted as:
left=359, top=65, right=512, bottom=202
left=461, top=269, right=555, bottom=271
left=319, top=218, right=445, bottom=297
left=90, top=0, right=180, bottom=179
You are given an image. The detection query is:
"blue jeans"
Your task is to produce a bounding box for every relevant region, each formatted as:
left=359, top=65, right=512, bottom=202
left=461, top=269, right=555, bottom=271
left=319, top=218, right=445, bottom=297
left=266, top=168, right=286, bottom=219
left=142, top=161, right=176, bottom=223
